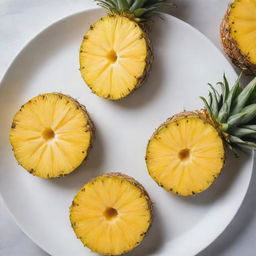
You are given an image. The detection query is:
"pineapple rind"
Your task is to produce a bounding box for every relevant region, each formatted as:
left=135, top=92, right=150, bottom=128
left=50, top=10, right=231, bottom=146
left=10, top=93, right=94, bottom=178
left=70, top=172, right=152, bottom=255
left=146, top=111, right=225, bottom=196
left=80, top=15, right=153, bottom=100
left=220, top=1, right=256, bottom=74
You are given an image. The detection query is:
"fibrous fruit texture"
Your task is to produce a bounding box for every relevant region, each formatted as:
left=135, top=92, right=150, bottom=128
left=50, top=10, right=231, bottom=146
left=221, top=0, right=256, bottom=74
left=80, top=15, right=151, bottom=100
left=80, top=0, right=173, bottom=100
left=146, top=111, right=225, bottom=196
left=146, top=75, right=256, bottom=196
left=10, top=93, right=93, bottom=178
left=70, top=173, right=152, bottom=255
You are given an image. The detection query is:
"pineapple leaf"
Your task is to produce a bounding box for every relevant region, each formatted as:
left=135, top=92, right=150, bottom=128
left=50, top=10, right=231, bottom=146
left=199, top=96, right=212, bottom=117
left=119, top=0, right=130, bottom=11
left=221, top=123, right=229, bottom=132
left=245, top=133, right=256, bottom=140
left=208, top=93, right=213, bottom=108
left=98, top=0, right=115, bottom=7
left=208, top=83, right=221, bottom=106
left=94, top=0, right=173, bottom=19
left=231, top=77, right=256, bottom=115
left=145, top=2, right=175, bottom=8
left=207, top=83, right=219, bottom=118
left=229, top=127, right=256, bottom=138
left=203, top=74, right=256, bottom=152
left=242, top=124, right=256, bottom=130
left=218, top=102, right=229, bottom=123
left=228, top=104, right=256, bottom=126
left=222, top=73, right=230, bottom=102
left=130, top=0, right=147, bottom=12
left=134, top=7, right=154, bottom=16
left=217, top=75, right=229, bottom=105
left=218, top=76, right=241, bottom=123
left=143, top=10, right=164, bottom=19
left=229, top=135, right=256, bottom=149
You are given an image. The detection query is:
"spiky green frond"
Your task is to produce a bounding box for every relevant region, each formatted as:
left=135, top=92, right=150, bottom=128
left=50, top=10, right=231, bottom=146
left=200, top=74, right=256, bottom=151
left=94, top=0, right=175, bottom=20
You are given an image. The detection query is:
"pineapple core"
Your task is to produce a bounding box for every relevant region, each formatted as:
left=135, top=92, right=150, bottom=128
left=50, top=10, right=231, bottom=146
left=10, top=93, right=93, bottom=178
left=146, top=117, right=224, bottom=196
left=229, top=0, right=256, bottom=64
left=70, top=174, right=152, bottom=255
left=80, top=15, right=148, bottom=100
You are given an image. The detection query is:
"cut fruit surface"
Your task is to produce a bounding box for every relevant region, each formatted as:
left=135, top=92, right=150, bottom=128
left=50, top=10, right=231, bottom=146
left=221, top=0, right=256, bottom=74
left=70, top=173, right=152, bottom=255
left=229, top=0, right=256, bottom=64
left=10, top=93, right=93, bottom=178
left=146, top=114, right=225, bottom=196
left=80, top=15, right=151, bottom=100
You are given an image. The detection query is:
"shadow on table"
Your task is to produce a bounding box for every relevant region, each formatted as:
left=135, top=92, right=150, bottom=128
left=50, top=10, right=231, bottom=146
left=198, top=153, right=256, bottom=255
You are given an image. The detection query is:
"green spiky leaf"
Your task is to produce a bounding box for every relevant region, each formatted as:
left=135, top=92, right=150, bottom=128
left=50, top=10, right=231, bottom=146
left=229, top=136, right=256, bottom=149
left=200, top=74, right=256, bottom=152
left=229, top=127, right=256, bottom=138
left=94, top=0, right=174, bottom=20
left=231, top=77, right=256, bottom=114
left=228, top=104, right=256, bottom=126
left=218, top=74, right=242, bottom=123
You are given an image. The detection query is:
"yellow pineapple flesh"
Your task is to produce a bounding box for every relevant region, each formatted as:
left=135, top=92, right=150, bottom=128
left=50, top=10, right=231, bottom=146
left=70, top=173, right=152, bottom=255
left=221, top=0, right=256, bottom=74
left=229, top=0, right=256, bottom=64
left=10, top=93, right=93, bottom=178
left=146, top=113, right=225, bottom=196
left=80, top=15, right=151, bottom=100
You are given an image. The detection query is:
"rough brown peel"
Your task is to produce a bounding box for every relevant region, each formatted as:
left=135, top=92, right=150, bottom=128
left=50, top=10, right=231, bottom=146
left=220, top=3, right=256, bottom=74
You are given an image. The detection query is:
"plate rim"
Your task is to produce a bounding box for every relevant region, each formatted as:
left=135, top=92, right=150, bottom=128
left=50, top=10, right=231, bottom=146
left=0, top=7, right=254, bottom=256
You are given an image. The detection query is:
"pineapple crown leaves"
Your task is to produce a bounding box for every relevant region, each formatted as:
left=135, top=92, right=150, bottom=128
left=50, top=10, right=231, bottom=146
left=94, top=0, right=175, bottom=20
left=200, top=74, right=256, bottom=151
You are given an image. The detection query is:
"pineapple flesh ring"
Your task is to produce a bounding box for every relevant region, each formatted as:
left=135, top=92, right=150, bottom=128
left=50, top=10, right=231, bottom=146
left=80, top=15, right=150, bottom=100
left=146, top=116, right=224, bottom=196
left=228, top=0, right=256, bottom=64
left=70, top=173, right=152, bottom=255
left=10, top=93, right=93, bottom=178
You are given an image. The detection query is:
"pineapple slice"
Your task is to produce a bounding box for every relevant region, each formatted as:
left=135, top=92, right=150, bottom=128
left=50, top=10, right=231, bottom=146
left=10, top=93, right=93, bottom=178
left=70, top=173, right=152, bottom=255
left=221, top=0, right=256, bottom=74
left=80, top=15, right=152, bottom=100
left=146, top=75, right=256, bottom=196
left=146, top=112, right=225, bottom=196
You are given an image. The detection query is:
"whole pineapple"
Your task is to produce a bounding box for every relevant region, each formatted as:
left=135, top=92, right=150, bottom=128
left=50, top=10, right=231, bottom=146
left=221, top=0, right=256, bottom=74
left=146, top=75, right=256, bottom=196
left=10, top=93, right=94, bottom=178
left=80, top=0, right=174, bottom=100
left=70, top=173, right=152, bottom=255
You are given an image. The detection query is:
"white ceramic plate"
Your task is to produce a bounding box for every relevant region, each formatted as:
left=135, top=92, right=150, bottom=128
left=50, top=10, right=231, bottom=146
left=0, top=8, right=253, bottom=256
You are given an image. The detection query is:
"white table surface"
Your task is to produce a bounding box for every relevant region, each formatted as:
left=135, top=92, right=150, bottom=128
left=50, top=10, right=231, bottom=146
left=1, top=0, right=256, bottom=255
